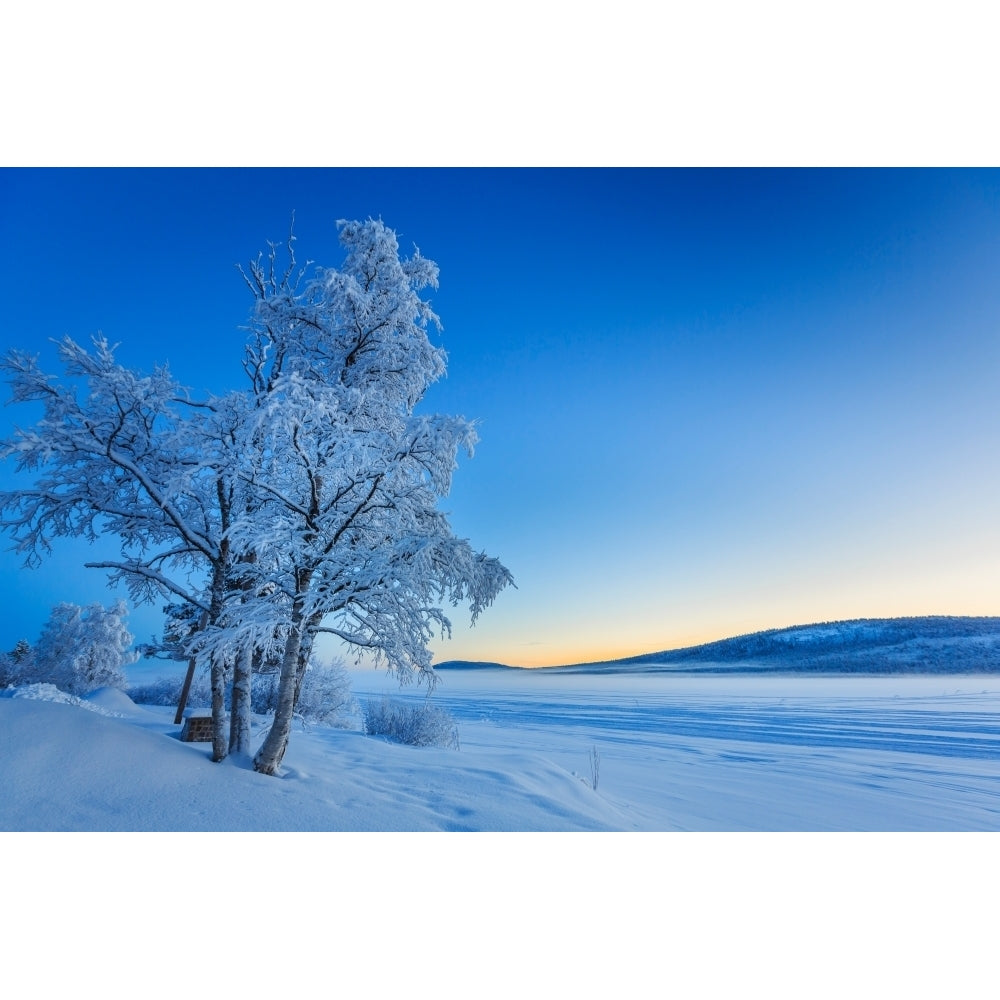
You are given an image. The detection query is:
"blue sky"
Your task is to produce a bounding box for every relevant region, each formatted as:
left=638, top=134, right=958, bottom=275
left=2, top=168, right=999, bottom=665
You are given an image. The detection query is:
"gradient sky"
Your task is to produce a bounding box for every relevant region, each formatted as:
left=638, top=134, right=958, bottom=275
left=2, top=168, right=999, bottom=666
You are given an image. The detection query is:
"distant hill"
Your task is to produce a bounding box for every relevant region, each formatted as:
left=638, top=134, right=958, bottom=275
left=435, top=617, right=1000, bottom=675
left=432, top=661, right=512, bottom=671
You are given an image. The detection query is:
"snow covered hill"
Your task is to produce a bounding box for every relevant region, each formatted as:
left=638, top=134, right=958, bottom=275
left=437, top=616, right=1000, bottom=674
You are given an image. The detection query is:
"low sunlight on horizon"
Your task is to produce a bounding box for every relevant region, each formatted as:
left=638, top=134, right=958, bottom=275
left=2, top=168, right=1000, bottom=668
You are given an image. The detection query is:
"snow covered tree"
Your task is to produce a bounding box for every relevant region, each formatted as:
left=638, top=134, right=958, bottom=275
left=219, top=219, right=513, bottom=774
left=0, top=640, right=33, bottom=688
left=33, top=600, right=137, bottom=694
left=10, top=639, right=32, bottom=663
left=0, top=217, right=513, bottom=774
left=0, top=335, right=244, bottom=760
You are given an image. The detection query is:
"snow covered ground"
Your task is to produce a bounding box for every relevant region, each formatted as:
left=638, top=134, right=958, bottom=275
left=3, top=665, right=998, bottom=831
left=3, top=664, right=996, bottom=996
left=367, top=667, right=1000, bottom=831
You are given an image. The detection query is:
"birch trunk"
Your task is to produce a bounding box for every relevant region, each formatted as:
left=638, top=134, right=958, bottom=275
left=228, top=547, right=257, bottom=755
left=207, top=556, right=231, bottom=763
left=210, top=654, right=229, bottom=763
left=291, top=625, right=319, bottom=709
left=229, top=647, right=252, bottom=755
left=253, top=624, right=304, bottom=775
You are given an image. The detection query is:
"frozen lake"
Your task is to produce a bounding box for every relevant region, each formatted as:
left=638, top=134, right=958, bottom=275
left=352, top=668, right=1000, bottom=830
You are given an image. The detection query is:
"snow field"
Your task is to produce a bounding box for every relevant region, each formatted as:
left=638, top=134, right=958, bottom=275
left=360, top=669, right=1000, bottom=831
left=4, top=667, right=998, bottom=832
left=3, top=666, right=998, bottom=998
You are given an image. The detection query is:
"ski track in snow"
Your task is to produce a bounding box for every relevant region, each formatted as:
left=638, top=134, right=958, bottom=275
left=436, top=695, right=1000, bottom=758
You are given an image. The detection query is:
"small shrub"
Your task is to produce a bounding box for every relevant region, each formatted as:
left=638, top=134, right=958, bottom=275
left=253, top=659, right=354, bottom=726
left=291, top=660, right=354, bottom=725
left=362, top=696, right=459, bottom=748
left=128, top=672, right=212, bottom=708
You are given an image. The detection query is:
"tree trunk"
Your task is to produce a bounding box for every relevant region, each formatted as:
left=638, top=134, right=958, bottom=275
left=253, top=624, right=304, bottom=775
left=291, top=626, right=318, bottom=710
left=203, top=555, right=231, bottom=763
left=174, top=654, right=197, bottom=727
left=175, top=609, right=210, bottom=725
left=229, top=647, right=252, bottom=755
left=228, top=546, right=257, bottom=755
left=210, top=653, right=229, bottom=763
left=209, top=482, right=234, bottom=763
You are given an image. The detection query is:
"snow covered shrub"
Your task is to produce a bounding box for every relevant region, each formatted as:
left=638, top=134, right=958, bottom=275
left=362, top=696, right=459, bottom=748
left=128, top=672, right=212, bottom=708
left=126, top=676, right=178, bottom=707
left=33, top=601, right=137, bottom=695
left=252, top=659, right=353, bottom=725
left=292, top=660, right=354, bottom=725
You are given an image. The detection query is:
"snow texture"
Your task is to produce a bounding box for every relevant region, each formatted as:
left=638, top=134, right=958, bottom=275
left=2, top=662, right=998, bottom=832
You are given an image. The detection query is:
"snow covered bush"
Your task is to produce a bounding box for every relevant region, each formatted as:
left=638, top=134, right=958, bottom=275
left=129, top=672, right=213, bottom=709
left=32, top=601, right=137, bottom=695
left=294, top=661, right=354, bottom=725
left=362, top=696, right=459, bottom=748
left=253, top=659, right=354, bottom=726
